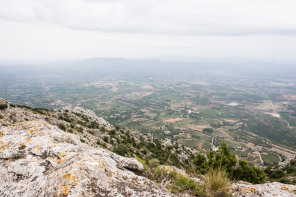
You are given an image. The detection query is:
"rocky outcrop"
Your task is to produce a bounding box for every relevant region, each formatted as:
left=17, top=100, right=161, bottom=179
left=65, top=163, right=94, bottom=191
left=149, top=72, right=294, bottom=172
left=0, top=120, right=174, bottom=197
left=231, top=182, right=296, bottom=197
left=72, top=106, right=115, bottom=130
left=278, top=156, right=296, bottom=168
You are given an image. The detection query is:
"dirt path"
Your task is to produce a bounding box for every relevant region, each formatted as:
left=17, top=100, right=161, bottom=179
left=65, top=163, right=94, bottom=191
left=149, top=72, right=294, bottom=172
left=270, top=99, right=277, bottom=114
left=256, top=151, right=264, bottom=164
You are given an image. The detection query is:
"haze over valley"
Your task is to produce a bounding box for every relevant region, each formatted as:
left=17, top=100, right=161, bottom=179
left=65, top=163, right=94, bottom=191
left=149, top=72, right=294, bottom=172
left=1, top=58, right=296, bottom=166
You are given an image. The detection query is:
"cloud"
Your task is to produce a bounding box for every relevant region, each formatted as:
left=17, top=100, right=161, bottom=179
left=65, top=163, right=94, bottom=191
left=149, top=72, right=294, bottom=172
left=0, top=0, right=296, bottom=36
left=1, top=0, right=296, bottom=63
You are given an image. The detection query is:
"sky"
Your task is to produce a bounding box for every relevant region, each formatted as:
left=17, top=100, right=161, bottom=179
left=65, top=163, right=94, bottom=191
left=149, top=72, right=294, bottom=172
left=0, top=0, right=296, bottom=63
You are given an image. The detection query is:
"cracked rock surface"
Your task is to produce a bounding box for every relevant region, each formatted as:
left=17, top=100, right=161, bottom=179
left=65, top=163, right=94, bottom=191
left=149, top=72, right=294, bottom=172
left=0, top=120, right=174, bottom=197
left=231, top=182, right=296, bottom=197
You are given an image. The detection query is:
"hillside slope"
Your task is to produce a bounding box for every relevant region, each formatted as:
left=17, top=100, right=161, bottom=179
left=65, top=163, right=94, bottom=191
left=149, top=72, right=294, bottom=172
left=1, top=99, right=296, bottom=197
left=0, top=98, right=196, bottom=169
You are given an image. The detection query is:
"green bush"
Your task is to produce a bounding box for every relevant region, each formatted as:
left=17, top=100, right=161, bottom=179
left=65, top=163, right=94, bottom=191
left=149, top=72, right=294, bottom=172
left=0, top=104, right=8, bottom=110
left=75, top=127, right=83, bottom=133
left=68, top=129, right=73, bottom=133
left=203, top=128, right=213, bottom=134
left=113, top=144, right=129, bottom=156
left=194, top=142, right=237, bottom=175
left=193, top=152, right=209, bottom=174
left=283, top=166, right=296, bottom=174
left=0, top=114, right=3, bottom=119
left=58, top=123, right=67, bottom=131
left=109, top=130, right=116, bottom=135
left=270, top=169, right=284, bottom=179
left=233, top=160, right=266, bottom=184
left=103, top=136, right=109, bottom=142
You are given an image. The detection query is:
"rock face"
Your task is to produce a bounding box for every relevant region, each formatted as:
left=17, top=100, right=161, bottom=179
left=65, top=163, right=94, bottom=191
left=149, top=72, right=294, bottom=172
left=278, top=156, right=296, bottom=168
left=0, top=120, right=174, bottom=197
left=72, top=106, right=115, bottom=131
left=231, top=182, right=296, bottom=197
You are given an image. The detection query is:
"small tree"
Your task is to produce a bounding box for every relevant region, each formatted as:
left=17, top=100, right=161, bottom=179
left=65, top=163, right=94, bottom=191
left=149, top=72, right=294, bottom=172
left=205, top=142, right=237, bottom=176
left=193, top=152, right=209, bottom=174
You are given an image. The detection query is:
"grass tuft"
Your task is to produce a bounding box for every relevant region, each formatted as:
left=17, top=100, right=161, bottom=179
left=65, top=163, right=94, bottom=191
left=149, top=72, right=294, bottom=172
left=204, top=169, right=230, bottom=197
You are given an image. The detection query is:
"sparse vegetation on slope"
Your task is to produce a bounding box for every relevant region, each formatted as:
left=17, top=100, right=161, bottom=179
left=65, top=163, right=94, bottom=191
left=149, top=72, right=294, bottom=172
left=265, top=156, right=296, bottom=184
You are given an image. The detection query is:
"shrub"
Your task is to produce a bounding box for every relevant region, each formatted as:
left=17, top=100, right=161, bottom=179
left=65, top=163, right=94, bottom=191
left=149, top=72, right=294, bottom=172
left=284, top=166, right=296, bottom=174
left=113, top=144, right=129, bottom=156
left=80, top=139, right=85, bottom=143
left=88, top=121, right=100, bottom=129
left=0, top=114, right=3, bottom=119
left=194, top=142, right=237, bottom=175
left=75, top=127, right=83, bottom=133
left=203, top=128, right=213, bottom=134
left=109, top=130, right=116, bottom=136
left=270, top=169, right=284, bottom=179
left=233, top=160, right=266, bottom=184
left=58, top=123, right=67, bottom=131
left=100, top=127, right=105, bottom=132
left=103, top=136, right=109, bottom=142
left=193, top=152, right=209, bottom=174
left=0, top=104, right=8, bottom=110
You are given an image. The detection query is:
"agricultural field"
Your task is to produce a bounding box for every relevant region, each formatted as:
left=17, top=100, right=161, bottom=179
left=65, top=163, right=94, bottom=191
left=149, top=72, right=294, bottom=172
left=1, top=59, right=296, bottom=165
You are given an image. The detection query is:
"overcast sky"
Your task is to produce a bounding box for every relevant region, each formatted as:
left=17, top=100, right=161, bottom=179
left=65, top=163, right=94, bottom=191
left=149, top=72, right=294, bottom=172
left=0, top=0, right=296, bottom=63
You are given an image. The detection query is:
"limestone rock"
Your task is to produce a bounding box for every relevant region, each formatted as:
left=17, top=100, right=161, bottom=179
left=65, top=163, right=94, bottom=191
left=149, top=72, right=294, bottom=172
left=231, top=182, right=296, bottom=197
left=72, top=107, right=115, bottom=130
left=278, top=156, right=296, bottom=168
left=0, top=121, right=174, bottom=197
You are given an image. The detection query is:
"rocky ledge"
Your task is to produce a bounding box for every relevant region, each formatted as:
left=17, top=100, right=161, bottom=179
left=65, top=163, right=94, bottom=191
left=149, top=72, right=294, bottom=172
left=231, top=182, right=296, bottom=197
left=0, top=120, right=173, bottom=197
